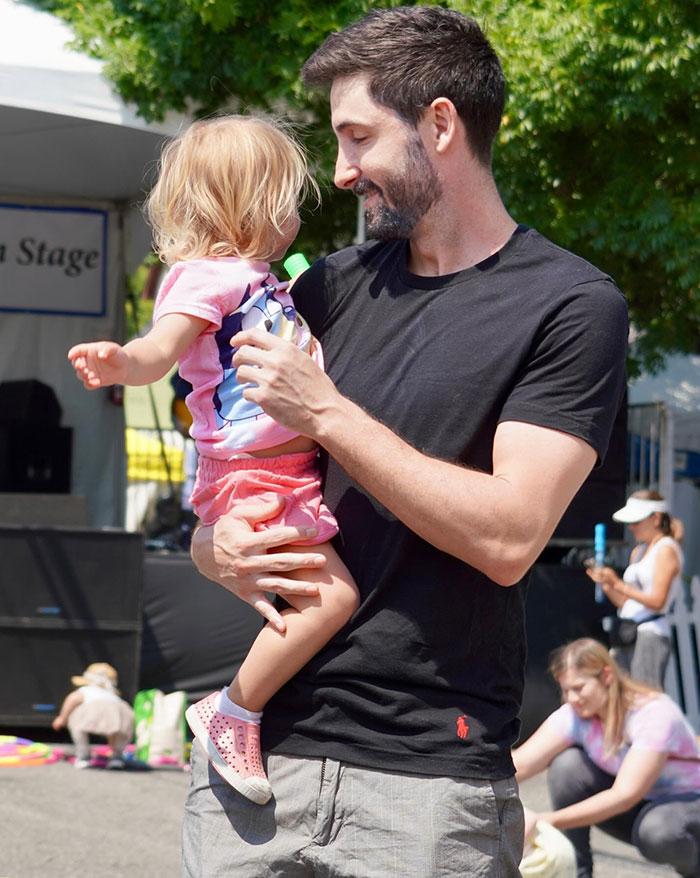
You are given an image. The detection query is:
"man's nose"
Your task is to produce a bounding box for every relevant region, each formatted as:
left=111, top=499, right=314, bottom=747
left=334, top=150, right=360, bottom=190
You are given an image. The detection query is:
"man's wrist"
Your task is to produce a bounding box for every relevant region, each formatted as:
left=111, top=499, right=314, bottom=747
left=313, top=389, right=360, bottom=449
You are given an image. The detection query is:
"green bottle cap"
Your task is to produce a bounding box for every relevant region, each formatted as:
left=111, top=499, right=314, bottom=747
left=283, top=253, right=311, bottom=278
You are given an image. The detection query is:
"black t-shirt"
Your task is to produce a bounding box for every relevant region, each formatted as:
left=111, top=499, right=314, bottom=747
left=262, top=225, right=628, bottom=780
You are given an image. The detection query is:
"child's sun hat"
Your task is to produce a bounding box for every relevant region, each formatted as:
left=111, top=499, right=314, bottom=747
left=71, top=662, right=120, bottom=693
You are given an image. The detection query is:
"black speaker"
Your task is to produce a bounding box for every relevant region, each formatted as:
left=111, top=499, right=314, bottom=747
left=0, top=527, right=143, bottom=726
left=0, top=629, right=141, bottom=725
left=552, top=394, right=628, bottom=543
left=0, top=424, right=72, bottom=493
left=0, top=379, right=62, bottom=425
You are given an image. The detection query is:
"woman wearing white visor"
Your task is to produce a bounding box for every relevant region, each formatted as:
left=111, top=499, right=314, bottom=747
left=587, top=490, right=684, bottom=687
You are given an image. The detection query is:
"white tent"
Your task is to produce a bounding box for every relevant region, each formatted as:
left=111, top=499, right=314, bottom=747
left=0, top=0, right=188, bottom=526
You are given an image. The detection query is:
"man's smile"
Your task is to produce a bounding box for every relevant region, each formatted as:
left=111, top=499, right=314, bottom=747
left=354, top=179, right=383, bottom=205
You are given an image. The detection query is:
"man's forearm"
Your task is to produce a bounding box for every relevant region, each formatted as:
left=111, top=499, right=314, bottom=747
left=311, top=393, right=593, bottom=586
left=315, top=397, right=523, bottom=584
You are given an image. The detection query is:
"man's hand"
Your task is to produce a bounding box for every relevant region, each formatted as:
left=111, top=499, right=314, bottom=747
left=230, top=329, right=338, bottom=439
left=190, top=499, right=327, bottom=632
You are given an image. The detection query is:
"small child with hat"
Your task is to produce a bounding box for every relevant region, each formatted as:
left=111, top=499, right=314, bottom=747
left=52, top=662, right=134, bottom=769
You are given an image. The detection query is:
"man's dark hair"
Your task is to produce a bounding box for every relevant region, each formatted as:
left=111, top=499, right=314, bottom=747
left=302, top=6, right=505, bottom=166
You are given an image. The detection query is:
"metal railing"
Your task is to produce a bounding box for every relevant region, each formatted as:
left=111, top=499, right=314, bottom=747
left=626, top=402, right=675, bottom=502
left=628, top=402, right=700, bottom=730
left=666, top=575, right=700, bottom=731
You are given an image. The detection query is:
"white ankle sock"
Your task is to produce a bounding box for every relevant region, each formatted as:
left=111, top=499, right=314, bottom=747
left=214, top=687, right=262, bottom=723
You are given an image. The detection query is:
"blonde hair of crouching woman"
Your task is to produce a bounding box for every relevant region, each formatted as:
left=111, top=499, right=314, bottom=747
left=513, top=638, right=700, bottom=878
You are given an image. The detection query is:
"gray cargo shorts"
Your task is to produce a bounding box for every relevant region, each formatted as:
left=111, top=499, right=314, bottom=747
left=182, top=743, right=524, bottom=877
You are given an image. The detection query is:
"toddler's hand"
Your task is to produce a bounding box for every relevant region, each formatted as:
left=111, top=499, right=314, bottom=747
left=68, top=341, right=128, bottom=389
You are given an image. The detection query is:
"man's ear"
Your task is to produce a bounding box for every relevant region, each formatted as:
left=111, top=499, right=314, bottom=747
left=425, top=97, right=461, bottom=154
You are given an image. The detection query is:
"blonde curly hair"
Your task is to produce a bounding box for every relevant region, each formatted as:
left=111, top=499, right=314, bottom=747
left=144, top=114, right=319, bottom=264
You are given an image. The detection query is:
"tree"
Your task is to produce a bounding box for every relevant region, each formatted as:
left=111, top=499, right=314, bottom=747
left=41, top=0, right=700, bottom=371
left=467, top=0, right=700, bottom=373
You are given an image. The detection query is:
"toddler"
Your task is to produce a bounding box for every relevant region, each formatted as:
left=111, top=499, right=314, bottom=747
left=68, top=115, right=359, bottom=803
left=52, top=662, right=134, bottom=769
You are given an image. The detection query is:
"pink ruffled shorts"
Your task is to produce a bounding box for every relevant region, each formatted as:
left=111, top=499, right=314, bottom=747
left=190, top=449, right=339, bottom=547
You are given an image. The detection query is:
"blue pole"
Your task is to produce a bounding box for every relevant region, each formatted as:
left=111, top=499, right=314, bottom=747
left=594, top=522, right=606, bottom=603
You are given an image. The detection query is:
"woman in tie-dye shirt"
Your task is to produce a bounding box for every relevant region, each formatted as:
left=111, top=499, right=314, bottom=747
left=513, top=638, right=700, bottom=878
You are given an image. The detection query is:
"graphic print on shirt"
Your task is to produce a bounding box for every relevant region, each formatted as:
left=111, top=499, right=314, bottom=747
left=456, top=715, right=470, bottom=739
left=212, top=279, right=306, bottom=447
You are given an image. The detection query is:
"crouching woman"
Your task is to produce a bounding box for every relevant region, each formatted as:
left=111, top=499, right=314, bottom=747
left=513, top=638, right=700, bottom=878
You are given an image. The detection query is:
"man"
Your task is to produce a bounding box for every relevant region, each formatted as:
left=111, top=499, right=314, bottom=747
left=182, top=7, right=628, bottom=876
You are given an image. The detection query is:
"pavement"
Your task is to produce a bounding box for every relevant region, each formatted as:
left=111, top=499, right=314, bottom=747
left=0, top=736, right=677, bottom=878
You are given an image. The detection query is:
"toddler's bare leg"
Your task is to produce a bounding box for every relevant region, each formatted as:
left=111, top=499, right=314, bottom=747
left=228, top=542, right=359, bottom=712
left=71, top=729, right=90, bottom=762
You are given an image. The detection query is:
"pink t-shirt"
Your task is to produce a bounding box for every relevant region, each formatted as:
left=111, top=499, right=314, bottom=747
left=153, top=257, right=322, bottom=458
left=546, top=695, right=700, bottom=798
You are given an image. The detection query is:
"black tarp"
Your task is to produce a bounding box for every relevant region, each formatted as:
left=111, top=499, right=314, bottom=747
left=519, top=563, right=609, bottom=740
left=140, top=552, right=263, bottom=702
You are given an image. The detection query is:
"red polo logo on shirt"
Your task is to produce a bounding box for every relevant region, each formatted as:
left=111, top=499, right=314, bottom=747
left=456, top=715, right=469, bottom=739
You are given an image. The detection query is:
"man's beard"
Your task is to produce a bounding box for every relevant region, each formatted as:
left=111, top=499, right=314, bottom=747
left=355, top=134, right=442, bottom=241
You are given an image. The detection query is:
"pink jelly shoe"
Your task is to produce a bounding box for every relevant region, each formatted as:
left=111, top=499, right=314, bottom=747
left=185, top=692, right=272, bottom=804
